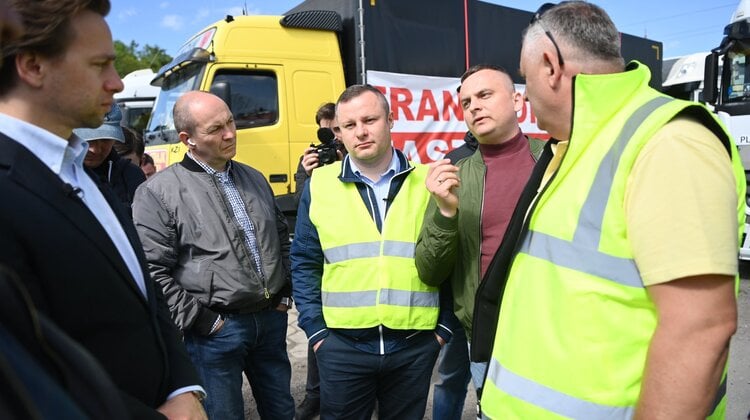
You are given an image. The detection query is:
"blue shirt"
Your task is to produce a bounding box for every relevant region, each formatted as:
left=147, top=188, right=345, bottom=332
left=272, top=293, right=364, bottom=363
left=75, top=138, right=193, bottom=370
left=347, top=148, right=399, bottom=227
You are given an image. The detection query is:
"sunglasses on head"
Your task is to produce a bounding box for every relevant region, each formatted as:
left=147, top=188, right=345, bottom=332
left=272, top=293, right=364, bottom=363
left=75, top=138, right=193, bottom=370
left=530, top=3, right=565, bottom=67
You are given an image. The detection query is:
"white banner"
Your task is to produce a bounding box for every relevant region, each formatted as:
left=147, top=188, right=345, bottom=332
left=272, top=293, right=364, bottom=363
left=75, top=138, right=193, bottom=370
left=367, top=70, right=547, bottom=163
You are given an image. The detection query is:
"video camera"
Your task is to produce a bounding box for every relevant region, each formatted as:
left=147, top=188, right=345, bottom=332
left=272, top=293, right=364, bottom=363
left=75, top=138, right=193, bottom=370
left=311, top=127, right=340, bottom=167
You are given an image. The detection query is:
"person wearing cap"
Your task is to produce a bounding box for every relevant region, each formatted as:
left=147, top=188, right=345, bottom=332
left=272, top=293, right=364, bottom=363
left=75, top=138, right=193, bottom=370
left=74, top=103, right=146, bottom=218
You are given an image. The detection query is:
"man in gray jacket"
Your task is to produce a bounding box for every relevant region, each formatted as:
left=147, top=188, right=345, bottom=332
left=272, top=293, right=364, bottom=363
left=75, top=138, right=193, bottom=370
left=133, top=91, right=295, bottom=420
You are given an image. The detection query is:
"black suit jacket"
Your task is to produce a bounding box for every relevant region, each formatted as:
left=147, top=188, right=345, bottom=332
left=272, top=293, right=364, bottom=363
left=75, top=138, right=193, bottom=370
left=0, top=132, right=200, bottom=419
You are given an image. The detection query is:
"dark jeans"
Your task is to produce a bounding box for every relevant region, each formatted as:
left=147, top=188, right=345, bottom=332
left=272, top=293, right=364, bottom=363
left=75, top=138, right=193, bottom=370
left=184, top=308, right=295, bottom=420
left=316, top=330, right=441, bottom=420
left=433, top=327, right=471, bottom=420
left=305, top=345, right=320, bottom=399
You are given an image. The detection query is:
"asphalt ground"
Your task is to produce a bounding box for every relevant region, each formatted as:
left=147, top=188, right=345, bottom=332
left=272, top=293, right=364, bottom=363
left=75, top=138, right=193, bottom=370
left=241, top=276, right=750, bottom=419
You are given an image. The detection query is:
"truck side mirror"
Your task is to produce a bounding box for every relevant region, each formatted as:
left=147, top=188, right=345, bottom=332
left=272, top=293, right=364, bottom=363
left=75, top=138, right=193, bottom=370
left=704, top=53, right=719, bottom=104
left=210, top=81, right=232, bottom=110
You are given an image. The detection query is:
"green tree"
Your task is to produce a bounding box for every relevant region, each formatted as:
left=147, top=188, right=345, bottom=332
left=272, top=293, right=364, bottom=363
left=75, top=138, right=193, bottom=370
left=114, top=40, right=141, bottom=77
left=114, top=40, right=173, bottom=77
left=140, top=44, right=172, bottom=72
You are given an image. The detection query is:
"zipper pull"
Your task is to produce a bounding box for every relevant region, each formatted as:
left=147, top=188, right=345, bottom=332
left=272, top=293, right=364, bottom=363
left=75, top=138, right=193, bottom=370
left=264, top=288, right=270, bottom=299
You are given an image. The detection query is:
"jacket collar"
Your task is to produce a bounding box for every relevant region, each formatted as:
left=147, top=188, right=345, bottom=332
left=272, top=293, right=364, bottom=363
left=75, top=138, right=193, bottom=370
left=569, top=61, right=652, bottom=148
left=91, top=148, right=122, bottom=181
left=0, top=133, right=151, bottom=306
left=0, top=112, right=87, bottom=176
left=338, top=148, right=414, bottom=183
left=179, top=152, right=232, bottom=174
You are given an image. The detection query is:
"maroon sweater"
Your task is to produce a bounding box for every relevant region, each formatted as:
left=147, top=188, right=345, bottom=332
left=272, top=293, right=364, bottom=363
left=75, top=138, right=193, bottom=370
left=479, top=131, right=535, bottom=277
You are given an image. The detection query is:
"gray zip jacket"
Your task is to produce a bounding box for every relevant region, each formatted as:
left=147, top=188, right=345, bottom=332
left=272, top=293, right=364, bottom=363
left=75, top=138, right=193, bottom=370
left=133, top=155, right=291, bottom=335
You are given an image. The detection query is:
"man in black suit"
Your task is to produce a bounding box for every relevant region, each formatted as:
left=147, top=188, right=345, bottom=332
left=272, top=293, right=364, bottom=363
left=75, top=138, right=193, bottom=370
left=0, top=1, right=207, bottom=419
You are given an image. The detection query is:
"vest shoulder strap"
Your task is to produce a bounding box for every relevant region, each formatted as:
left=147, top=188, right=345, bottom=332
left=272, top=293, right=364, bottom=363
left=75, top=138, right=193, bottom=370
left=672, top=105, right=733, bottom=157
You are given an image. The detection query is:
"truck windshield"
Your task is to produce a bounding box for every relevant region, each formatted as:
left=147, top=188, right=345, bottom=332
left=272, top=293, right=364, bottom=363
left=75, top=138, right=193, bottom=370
left=726, top=49, right=750, bottom=103
left=145, top=63, right=205, bottom=145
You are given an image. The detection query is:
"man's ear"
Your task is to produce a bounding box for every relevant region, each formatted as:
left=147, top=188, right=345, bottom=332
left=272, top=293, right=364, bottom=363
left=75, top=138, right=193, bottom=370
left=14, top=52, right=46, bottom=89
left=511, top=91, right=524, bottom=113
left=387, top=112, right=394, bottom=129
left=178, top=131, right=191, bottom=147
left=542, top=50, right=564, bottom=89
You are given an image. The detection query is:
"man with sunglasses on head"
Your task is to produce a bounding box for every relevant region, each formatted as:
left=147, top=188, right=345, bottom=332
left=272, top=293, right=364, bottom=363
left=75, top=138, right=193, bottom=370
left=477, top=2, right=744, bottom=419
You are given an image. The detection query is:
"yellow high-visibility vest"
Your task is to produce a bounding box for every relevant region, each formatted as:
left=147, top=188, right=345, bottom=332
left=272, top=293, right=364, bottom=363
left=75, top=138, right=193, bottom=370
left=481, top=63, right=745, bottom=420
left=309, top=160, right=439, bottom=330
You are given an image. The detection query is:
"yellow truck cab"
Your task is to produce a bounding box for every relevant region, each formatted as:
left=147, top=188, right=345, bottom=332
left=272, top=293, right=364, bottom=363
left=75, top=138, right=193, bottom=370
left=144, top=12, right=345, bottom=215
left=144, top=1, right=662, bottom=227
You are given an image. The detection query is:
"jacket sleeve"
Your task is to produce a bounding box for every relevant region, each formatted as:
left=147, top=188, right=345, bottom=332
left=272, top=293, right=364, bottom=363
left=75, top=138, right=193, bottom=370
left=293, top=156, right=309, bottom=207
left=290, top=184, right=328, bottom=345
left=150, top=266, right=204, bottom=398
left=269, top=180, right=292, bottom=299
left=132, top=183, right=220, bottom=335
left=415, top=197, right=460, bottom=286
left=434, top=282, right=460, bottom=343
left=122, top=161, right=146, bottom=203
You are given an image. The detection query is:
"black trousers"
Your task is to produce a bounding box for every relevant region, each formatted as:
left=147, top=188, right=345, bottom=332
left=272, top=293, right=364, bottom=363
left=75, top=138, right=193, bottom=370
left=316, top=331, right=441, bottom=420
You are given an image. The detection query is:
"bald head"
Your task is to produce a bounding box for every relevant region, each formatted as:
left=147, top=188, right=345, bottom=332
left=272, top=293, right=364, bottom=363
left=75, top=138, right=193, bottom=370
left=458, top=65, right=523, bottom=144
left=173, top=90, right=236, bottom=171
left=173, top=91, right=229, bottom=136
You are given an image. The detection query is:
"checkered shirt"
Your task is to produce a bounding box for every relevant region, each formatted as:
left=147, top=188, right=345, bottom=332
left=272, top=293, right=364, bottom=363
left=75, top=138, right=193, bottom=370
left=187, top=153, right=265, bottom=279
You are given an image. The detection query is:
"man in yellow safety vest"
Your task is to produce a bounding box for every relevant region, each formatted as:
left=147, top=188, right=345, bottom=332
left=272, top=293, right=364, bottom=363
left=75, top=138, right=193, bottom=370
left=477, top=2, right=746, bottom=419
left=291, top=84, right=458, bottom=419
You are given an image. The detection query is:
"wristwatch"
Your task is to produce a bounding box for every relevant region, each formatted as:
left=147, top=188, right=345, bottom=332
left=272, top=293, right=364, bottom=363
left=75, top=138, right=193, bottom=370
left=279, top=297, right=293, bottom=307
left=191, top=391, right=206, bottom=402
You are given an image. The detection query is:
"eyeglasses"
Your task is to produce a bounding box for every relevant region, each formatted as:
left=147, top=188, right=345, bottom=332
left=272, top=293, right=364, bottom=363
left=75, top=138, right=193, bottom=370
left=530, top=3, right=565, bottom=67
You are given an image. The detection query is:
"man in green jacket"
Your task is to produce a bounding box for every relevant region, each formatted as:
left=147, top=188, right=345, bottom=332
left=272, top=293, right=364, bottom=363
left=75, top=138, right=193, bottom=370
left=415, top=65, right=544, bottom=418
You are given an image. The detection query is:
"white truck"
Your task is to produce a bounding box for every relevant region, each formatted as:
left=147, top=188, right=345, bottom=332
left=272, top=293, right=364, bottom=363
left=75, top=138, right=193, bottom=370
left=703, top=0, right=750, bottom=259
left=115, top=69, right=160, bottom=133
left=663, top=52, right=710, bottom=102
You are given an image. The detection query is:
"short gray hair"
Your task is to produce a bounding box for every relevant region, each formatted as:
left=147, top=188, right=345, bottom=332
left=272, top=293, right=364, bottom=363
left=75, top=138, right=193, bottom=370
left=526, top=1, right=623, bottom=68
left=173, top=93, right=199, bottom=135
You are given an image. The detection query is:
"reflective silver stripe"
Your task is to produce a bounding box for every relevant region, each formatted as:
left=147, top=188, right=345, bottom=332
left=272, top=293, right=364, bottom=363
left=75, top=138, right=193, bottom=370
left=323, top=242, right=380, bottom=264
left=322, top=289, right=438, bottom=308
left=573, top=96, right=673, bottom=248
left=379, top=288, right=439, bottom=308
left=322, top=290, right=377, bottom=307
left=383, top=240, right=416, bottom=258
left=521, top=96, right=674, bottom=289
left=323, top=241, right=416, bottom=264
left=485, top=358, right=635, bottom=420
left=520, top=231, right=643, bottom=288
